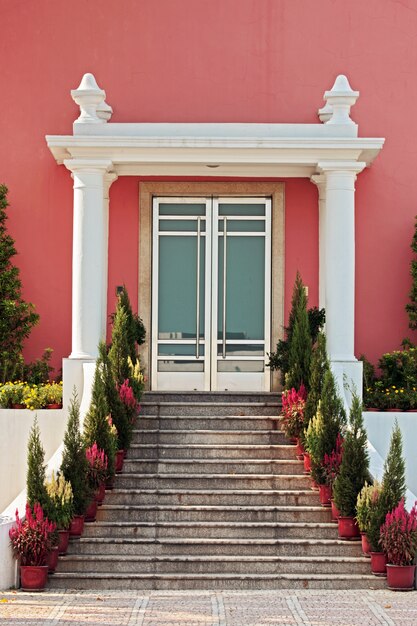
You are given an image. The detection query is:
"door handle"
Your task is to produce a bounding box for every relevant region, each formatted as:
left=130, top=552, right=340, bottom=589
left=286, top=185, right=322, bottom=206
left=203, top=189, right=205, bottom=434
left=196, top=217, right=201, bottom=359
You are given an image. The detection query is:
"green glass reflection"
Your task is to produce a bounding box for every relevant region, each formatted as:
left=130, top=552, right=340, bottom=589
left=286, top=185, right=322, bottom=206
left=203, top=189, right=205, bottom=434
left=159, top=203, right=206, bottom=216
left=217, top=360, right=264, bottom=372
left=158, top=236, right=205, bottom=339
left=159, top=220, right=206, bottom=232
left=217, top=344, right=264, bottom=356
left=218, top=203, right=265, bottom=216
left=218, top=220, right=265, bottom=232
left=218, top=236, right=265, bottom=340
left=158, top=344, right=205, bottom=356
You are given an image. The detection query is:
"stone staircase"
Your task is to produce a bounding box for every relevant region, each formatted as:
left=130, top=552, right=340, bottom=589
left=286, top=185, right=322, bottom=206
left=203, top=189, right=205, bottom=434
left=50, top=392, right=384, bottom=590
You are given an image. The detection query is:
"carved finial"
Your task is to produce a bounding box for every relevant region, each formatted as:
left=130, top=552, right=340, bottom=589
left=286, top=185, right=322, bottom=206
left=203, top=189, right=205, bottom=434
left=71, top=73, right=107, bottom=124
left=97, top=100, right=113, bottom=122
left=318, top=101, right=332, bottom=123
left=323, top=74, right=359, bottom=125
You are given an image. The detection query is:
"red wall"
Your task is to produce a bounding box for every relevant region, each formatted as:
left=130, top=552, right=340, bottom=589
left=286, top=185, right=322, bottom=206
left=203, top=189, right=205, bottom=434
left=1, top=0, right=415, bottom=372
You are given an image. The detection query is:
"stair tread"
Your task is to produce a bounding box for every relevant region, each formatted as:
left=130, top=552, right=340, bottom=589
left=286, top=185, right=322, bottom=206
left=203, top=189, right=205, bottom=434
left=62, top=555, right=367, bottom=563
left=51, top=572, right=377, bottom=581
left=130, top=444, right=291, bottom=448
left=75, top=537, right=356, bottom=545
left=86, top=521, right=336, bottom=528
left=99, top=505, right=325, bottom=511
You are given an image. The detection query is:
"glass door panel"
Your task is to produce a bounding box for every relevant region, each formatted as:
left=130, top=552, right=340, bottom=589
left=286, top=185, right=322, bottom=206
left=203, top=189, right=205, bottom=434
left=152, top=196, right=271, bottom=391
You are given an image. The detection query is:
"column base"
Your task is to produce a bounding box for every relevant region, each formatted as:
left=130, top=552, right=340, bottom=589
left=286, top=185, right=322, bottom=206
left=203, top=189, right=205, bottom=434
left=330, top=359, right=363, bottom=411
left=62, top=357, right=95, bottom=420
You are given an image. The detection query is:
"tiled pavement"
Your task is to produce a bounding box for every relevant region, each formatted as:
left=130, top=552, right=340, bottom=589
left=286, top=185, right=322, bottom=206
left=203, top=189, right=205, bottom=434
left=0, top=589, right=416, bottom=626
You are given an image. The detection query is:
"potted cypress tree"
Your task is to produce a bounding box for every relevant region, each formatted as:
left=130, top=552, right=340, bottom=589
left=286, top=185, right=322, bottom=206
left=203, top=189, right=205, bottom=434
left=356, top=481, right=381, bottom=557
left=333, top=393, right=370, bottom=539
left=83, top=360, right=116, bottom=484
left=380, top=499, right=417, bottom=590
left=285, top=274, right=312, bottom=392
left=367, top=420, right=407, bottom=576
left=60, top=391, right=91, bottom=538
left=304, top=332, right=329, bottom=442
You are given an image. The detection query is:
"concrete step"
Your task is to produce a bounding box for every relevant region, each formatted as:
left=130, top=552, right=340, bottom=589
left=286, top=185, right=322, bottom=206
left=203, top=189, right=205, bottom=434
left=114, top=473, right=311, bottom=491
left=139, top=403, right=280, bottom=417
left=131, top=429, right=288, bottom=445
left=48, top=571, right=386, bottom=590
left=81, top=521, right=340, bottom=540
left=108, top=488, right=320, bottom=507
left=69, top=537, right=364, bottom=557
left=96, top=504, right=332, bottom=523
left=122, top=459, right=305, bottom=475
left=137, top=416, right=281, bottom=430
left=128, top=443, right=296, bottom=460
left=57, top=554, right=371, bottom=576
left=142, top=392, right=282, bottom=404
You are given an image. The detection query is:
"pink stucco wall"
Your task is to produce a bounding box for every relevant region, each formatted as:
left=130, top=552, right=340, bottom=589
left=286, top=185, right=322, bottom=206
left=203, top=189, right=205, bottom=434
left=1, top=0, right=415, bottom=372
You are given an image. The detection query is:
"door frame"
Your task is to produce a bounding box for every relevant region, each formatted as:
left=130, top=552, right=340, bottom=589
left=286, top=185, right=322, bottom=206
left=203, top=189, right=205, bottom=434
left=138, top=181, right=285, bottom=391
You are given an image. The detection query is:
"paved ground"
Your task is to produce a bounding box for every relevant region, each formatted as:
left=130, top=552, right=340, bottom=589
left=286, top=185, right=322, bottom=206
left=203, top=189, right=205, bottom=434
left=0, top=589, right=416, bottom=626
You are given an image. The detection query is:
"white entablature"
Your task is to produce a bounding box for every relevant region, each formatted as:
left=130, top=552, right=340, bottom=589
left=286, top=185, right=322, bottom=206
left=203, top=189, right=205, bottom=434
left=46, top=72, right=384, bottom=406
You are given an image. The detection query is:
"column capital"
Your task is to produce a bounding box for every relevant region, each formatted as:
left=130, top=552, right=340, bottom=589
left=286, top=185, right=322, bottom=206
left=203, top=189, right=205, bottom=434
left=104, top=172, right=118, bottom=199
left=311, top=174, right=327, bottom=190
left=317, top=161, right=366, bottom=175
left=64, top=158, right=114, bottom=174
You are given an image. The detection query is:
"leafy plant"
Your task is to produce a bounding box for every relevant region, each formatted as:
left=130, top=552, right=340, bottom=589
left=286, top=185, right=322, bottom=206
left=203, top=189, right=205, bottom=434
left=333, top=394, right=370, bottom=517
left=356, top=481, right=379, bottom=534
left=45, top=471, right=74, bottom=530
left=281, top=385, right=307, bottom=439
left=0, top=184, right=39, bottom=383
left=322, top=433, right=343, bottom=489
left=9, top=502, right=56, bottom=566
left=380, top=499, right=417, bottom=566
left=86, top=443, right=108, bottom=490
left=365, top=482, right=385, bottom=551
left=60, top=391, right=91, bottom=515
left=109, top=304, right=131, bottom=385
left=406, top=214, right=417, bottom=331
left=127, top=356, right=145, bottom=402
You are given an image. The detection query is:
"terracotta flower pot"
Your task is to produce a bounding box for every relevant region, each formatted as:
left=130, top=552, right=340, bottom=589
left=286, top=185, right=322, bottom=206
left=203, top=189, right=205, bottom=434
left=331, top=499, right=340, bottom=522
left=11, top=403, right=25, bottom=409
left=115, top=449, right=125, bottom=473
left=295, top=438, right=304, bottom=459
left=20, top=565, right=48, bottom=591
left=303, top=452, right=311, bottom=473
left=69, top=515, right=85, bottom=537
left=361, top=532, right=371, bottom=557
left=57, top=529, right=70, bottom=555
left=47, top=546, right=59, bottom=573
left=46, top=403, right=62, bottom=409
left=95, top=482, right=106, bottom=505
left=337, top=516, right=360, bottom=540
left=366, top=407, right=380, bottom=412
left=84, top=499, right=98, bottom=522
left=319, top=484, right=332, bottom=507
left=370, top=551, right=387, bottom=576
left=386, top=564, right=416, bottom=590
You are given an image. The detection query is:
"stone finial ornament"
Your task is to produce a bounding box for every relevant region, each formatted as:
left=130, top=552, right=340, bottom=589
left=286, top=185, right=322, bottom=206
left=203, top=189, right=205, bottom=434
left=318, top=101, right=333, bottom=123
left=71, top=73, right=112, bottom=124
left=323, top=74, right=359, bottom=125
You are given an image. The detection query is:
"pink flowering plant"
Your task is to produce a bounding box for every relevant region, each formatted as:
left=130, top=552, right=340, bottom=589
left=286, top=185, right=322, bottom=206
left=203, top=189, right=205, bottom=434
left=119, top=379, right=140, bottom=414
left=380, top=499, right=417, bottom=566
left=9, top=502, right=56, bottom=566
left=281, top=385, right=307, bottom=439
left=86, top=443, right=108, bottom=489
left=322, top=433, right=343, bottom=487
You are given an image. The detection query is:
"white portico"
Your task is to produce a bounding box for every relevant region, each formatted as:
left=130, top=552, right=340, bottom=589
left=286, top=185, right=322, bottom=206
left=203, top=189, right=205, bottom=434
left=46, top=73, right=384, bottom=404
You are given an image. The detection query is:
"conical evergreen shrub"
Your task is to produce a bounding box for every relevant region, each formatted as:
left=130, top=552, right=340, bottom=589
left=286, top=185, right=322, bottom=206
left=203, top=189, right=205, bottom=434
left=309, top=369, right=346, bottom=485
left=406, top=215, right=417, bottom=330
left=60, top=390, right=91, bottom=515
left=333, top=393, right=370, bottom=517
left=83, top=360, right=116, bottom=478
left=304, top=332, right=329, bottom=431
left=109, top=303, right=130, bottom=385
left=99, top=340, right=131, bottom=451
left=117, top=287, right=146, bottom=360
left=381, top=419, right=406, bottom=513
left=26, top=417, right=51, bottom=515
left=286, top=274, right=312, bottom=391
left=366, top=420, right=407, bottom=552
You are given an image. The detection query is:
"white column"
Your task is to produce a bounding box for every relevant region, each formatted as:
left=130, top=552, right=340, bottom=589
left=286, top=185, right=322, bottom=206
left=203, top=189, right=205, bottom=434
left=64, top=159, right=115, bottom=359
left=318, top=161, right=366, bottom=402
left=311, top=174, right=327, bottom=311
left=102, top=173, right=118, bottom=340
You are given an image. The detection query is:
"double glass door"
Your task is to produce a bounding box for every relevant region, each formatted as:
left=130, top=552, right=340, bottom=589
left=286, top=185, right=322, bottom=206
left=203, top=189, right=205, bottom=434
left=151, top=197, right=271, bottom=391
